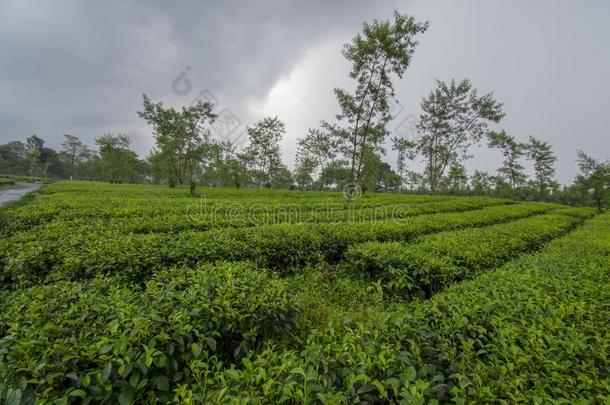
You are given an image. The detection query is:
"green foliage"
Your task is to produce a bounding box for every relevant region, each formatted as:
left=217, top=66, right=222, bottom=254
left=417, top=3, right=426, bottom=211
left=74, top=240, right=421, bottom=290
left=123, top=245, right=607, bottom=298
left=138, top=94, right=217, bottom=188
left=331, top=11, right=428, bottom=186
left=241, top=116, right=287, bottom=188
left=1, top=181, right=607, bottom=403
left=438, top=161, right=468, bottom=194
left=0, top=262, right=299, bottom=402
left=487, top=129, right=527, bottom=190
left=61, top=134, right=93, bottom=180
left=294, top=127, right=339, bottom=190
left=1, top=183, right=564, bottom=286
left=526, top=135, right=557, bottom=196
left=416, top=78, right=505, bottom=193
left=173, top=212, right=610, bottom=403
left=392, top=135, right=417, bottom=190
left=95, top=134, right=147, bottom=184
left=573, top=150, right=610, bottom=212
left=343, top=211, right=593, bottom=299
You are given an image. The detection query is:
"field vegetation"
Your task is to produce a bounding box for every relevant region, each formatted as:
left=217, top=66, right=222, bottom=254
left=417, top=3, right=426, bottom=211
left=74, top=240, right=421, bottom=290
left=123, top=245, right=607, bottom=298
left=1, top=7, right=609, bottom=405
left=0, top=182, right=608, bottom=403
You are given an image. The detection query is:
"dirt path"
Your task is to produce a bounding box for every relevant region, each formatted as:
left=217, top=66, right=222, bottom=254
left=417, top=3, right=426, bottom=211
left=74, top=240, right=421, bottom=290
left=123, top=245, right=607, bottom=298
left=0, top=183, right=41, bottom=207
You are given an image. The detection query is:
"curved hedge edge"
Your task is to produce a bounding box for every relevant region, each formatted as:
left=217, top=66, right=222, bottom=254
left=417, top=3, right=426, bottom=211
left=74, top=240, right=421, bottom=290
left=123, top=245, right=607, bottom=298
left=342, top=210, right=592, bottom=300
left=168, top=212, right=610, bottom=403
left=0, top=261, right=300, bottom=403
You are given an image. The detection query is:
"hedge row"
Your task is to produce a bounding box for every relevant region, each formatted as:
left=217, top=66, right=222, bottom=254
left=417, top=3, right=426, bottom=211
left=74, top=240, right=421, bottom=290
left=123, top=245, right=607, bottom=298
left=1, top=180, right=462, bottom=223
left=2, top=211, right=605, bottom=403
left=1, top=203, right=568, bottom=286
left=343, top=210, right=593, bottom=299
left=0, top=262, right=299, bottom=403
left=170, top=212, right=610, bottom=403
left=0, top=192, right=508, bottom=237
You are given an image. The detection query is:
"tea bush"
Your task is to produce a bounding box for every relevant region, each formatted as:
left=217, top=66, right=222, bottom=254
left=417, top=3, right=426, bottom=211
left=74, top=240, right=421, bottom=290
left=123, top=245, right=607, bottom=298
left=0, top=262, right=299, bottom=403
left=1, top=182, right=606, bottom=403
left=1, top=202, right=564, bottom=286
left=171, top=213, right=610, bottom=403
left=0, top=181, right=508, bottom=237
left=343, top=210, right=593, bottom=299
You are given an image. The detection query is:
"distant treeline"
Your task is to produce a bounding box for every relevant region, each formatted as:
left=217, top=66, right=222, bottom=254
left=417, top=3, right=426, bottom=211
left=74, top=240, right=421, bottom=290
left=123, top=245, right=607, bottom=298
left=0, top=131, right=607, bottom=210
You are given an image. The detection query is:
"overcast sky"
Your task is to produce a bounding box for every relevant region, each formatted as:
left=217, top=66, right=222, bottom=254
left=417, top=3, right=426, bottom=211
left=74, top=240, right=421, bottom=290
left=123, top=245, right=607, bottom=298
left=1, top=0, right=608, bottom=184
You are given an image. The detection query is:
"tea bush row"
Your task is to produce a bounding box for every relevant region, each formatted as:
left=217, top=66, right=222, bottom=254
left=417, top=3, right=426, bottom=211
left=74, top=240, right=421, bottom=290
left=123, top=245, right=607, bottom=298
left=0, top=262, right=299, bottom=403
left=343, top=210, right=593, bottom=299
left=171, top=212, right=610, bottom=403
left=1, top=203, right=568, bottom=286
left=0, top=189, right=508, bottom=237
left=2, top=211, right=603, bottom=403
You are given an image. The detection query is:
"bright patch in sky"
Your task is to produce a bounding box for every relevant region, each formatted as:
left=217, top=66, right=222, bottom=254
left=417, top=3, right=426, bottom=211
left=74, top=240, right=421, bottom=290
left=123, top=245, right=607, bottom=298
left=250, top=38, right=349, bottom=168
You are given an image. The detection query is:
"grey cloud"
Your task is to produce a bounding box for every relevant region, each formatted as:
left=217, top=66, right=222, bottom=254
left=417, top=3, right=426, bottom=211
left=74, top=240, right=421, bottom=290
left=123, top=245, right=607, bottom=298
left=1, top=0, right=609, bottom=184
left=0, top=0, right=391, bottom=149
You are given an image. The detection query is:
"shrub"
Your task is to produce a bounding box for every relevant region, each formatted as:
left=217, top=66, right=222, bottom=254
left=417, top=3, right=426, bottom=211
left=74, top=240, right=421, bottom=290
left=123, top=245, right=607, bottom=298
left=1, top=202, right=564, bottom=286
left=343, top=212, right=587, bottom=299
left=170, top=213, right=610, bottom=403
left=0, top=262, right=300, bottom=403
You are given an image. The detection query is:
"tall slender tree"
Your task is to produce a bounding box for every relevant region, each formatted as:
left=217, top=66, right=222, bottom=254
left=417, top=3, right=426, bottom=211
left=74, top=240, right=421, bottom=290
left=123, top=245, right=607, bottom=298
left=526, top=136, right=557, bottom=196
left=294, top=127, right=339, bottom=189
left=332, top=11, right=428, bottom=187
left=25, top=135, right=45, bottom=178
left=391, top=136, right=417, bottom=191
left=242, top=116, right=285, bottom=188
left=415, top=79, right=504, bottom=193
left=574, top=150, right=610, bottom=212
left=61, top=134, right=90, bottom=180
left=487, top=130, right=526, bottom=192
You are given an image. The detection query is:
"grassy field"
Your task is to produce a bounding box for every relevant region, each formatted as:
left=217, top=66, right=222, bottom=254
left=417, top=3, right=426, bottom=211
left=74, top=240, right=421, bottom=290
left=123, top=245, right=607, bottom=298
left=0, top=181, right=608, bottom=403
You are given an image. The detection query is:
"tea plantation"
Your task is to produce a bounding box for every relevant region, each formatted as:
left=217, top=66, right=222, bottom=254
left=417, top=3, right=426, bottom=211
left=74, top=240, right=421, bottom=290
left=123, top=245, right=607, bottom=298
left=0, top=182, right=608, bottom=403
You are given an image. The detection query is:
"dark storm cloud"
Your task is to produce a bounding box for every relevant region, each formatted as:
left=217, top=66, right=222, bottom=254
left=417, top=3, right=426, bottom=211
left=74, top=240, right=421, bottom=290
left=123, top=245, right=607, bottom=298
left=0, top=0, right=393, bottom=152
left=1, top=0, right=609, bottom=184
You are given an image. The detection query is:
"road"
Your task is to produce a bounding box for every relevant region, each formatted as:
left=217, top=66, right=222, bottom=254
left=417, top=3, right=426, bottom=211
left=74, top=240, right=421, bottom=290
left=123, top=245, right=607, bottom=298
left=0, top=184, right=41, bottom=207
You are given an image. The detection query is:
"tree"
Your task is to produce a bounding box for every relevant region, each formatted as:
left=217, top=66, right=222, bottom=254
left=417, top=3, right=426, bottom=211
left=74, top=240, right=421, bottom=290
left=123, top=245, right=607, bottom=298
left=223, top=157, right=248, bottom=189
left=332, top=11, right=428, bottom=187
left=392, top=136, right=417, bottom=191
left=415, top=79, right=504, bottom=193
left=487, top=130, right=526, bottom=192
left=491, top=175, right=513, bottom=198
left=95, top=134, right=143, bottom=183
left=242, top=116, right=285, bottom=188
left=269, top=164, right=293, bottom=189
left=206, top=140, right=244, bottom=188
left=574, top=150, right=610, bottom=212
left=319, top=160, right=351, bottom=190
left=295, top=127, right=339, bottom=189
left=359, top=150, right=382, bottom=193
left=25, top=134, right=45, bottom=178
left=293, top=156, right=316, bottom=189
left=526, top=136, right=557, bottom=197
left=0, top=141, right=28, bottom=175
left=41, top=147, right=67, bottom=178
left=405, top=170, right=423, bottom=192
left=138, top=94, right=217, bottom=190
left=376, top=161, right=402, bottom=192
left=60, top=134, right=90, bottom=180
left=470, top=170, right=492, bottom=195
left=439, top=161, right=468, bottom=194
